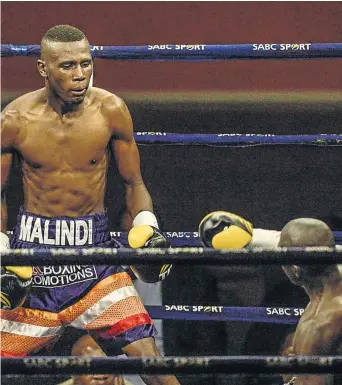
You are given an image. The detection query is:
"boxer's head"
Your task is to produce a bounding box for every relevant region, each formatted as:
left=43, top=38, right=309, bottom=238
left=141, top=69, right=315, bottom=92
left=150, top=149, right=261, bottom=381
left=72, top=334, right=125, bottom=385
left=278, top=218, right=335, bottom=286
left=37, top=25, right=92, bottom=106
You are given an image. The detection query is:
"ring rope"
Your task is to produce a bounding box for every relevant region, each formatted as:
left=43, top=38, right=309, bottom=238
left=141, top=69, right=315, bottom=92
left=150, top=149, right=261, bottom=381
left=134, top=133, right=342, bottom=146
left=145, top=305, right=303, bottom=324
left=2, top=355, right=342, bottom=375
left=2, top=43, right=342, bottom=60
left=6, top=230, right=342, bottom=246
left=107, top=231, right=342, bottom=246
left=2, top=247, right=341, bottom=266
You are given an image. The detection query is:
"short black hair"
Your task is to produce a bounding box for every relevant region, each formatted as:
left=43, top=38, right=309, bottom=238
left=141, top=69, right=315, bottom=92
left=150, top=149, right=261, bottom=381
left=279, top=218, right=336, bottom=280
left=279, top=218, right=335, bottom=248
left=40, top=25, right=88, bottom=57
left=42, top=24, right=87, bottom=43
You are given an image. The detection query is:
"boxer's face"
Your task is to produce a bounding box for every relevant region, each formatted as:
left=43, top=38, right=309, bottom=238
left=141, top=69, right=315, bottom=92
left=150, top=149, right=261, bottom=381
left=74, top=373, right=116, bottom=385
left=38, top=39, right=92, bottom=105
left=74, top=346, right=121, bottom=385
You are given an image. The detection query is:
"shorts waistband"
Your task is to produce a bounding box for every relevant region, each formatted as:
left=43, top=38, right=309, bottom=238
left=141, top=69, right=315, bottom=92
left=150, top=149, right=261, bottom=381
left=13, top=207, right=111, bottom=247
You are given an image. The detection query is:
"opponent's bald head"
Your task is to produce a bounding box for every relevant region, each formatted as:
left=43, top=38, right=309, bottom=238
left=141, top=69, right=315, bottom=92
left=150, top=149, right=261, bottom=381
left=40, top=24, right=88, bottom=59
left=279, top=218, right=335, bottom=287
left=279, top=218, right=335, bottom=248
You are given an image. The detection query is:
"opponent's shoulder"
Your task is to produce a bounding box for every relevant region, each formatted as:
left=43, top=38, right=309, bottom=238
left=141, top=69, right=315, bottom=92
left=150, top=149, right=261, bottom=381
left=316, top=302, right=342, bottom=339
left=329, top=296, right=342, bottom=323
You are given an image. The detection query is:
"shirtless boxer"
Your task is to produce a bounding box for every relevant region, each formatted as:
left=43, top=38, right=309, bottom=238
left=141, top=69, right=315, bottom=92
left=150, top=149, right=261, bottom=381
left=279, top=218, right=342, bottom=385
left=199, top=213, right=341, bottom=384
left=1, top=24, right=178, bottom=385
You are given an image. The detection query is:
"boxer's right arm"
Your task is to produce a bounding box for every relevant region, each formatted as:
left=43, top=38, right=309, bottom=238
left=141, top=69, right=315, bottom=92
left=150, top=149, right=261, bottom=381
left=1, top=107, right=19, bottom=237
left=250, top=228, right=281, bottom=248
left=1, top=108, right=33, bottom=309
left=1, top=153, right=13, bottom=235
left=198, top=211, right=282, bottom=249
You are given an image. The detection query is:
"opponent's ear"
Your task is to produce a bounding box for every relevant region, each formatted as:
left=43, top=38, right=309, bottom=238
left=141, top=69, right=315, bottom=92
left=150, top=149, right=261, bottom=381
left=37, top=60, right=47, bottom=78
left=292, top=265, right=301, bottom=279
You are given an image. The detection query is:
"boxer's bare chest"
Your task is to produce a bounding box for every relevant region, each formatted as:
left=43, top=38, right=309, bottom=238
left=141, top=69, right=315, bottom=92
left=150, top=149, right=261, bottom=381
left=17, top=108, right=112, bottom=169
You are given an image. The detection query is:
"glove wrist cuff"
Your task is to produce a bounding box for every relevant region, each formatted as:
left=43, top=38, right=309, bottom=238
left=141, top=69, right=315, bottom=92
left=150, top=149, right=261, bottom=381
left=133, top=211, right=159, bottom=229
left=0, top=232, right=10, bottom=249
left=251, top=229, right=281, bottom=248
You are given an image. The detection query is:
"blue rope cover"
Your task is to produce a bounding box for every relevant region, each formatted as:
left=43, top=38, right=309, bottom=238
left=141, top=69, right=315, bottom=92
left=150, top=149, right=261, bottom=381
left=145, top=305, right=304, bottom=324
left=2, top=43, right=342, bottom=60
left=134, top=133, right=342, bottom=146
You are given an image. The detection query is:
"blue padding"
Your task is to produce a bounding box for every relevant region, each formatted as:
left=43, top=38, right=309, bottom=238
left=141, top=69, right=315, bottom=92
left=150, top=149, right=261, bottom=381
left=134, top=133, right=342, bottom=145
left=2, top=43, right=342, bottom=60
left=145, top=305, right=304, bottom=324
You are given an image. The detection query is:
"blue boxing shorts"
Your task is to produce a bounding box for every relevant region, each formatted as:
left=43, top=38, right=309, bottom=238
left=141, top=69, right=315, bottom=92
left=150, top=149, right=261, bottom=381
left=0, top=207, right=156, bottom=357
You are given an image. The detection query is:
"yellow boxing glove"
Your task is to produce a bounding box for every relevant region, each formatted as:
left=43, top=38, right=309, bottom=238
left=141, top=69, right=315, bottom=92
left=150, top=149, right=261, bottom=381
left=1, top=266, right=33, bottom=310
left=198, top=211, right=253, bottom=249
left=0, top=232, right=33, bottom=309
left=128, top=225, right=170, bottom=249
left=128, top=211, right=172, bottom=283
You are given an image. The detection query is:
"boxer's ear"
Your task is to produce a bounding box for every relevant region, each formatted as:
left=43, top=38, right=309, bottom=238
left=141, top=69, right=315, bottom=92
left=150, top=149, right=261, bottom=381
left=292, top=265, right=301, bottom=279
left=37, top=60, right=47, bottom=78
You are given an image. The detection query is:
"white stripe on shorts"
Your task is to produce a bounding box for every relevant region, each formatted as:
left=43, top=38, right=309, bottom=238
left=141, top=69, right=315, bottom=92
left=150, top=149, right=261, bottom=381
left=70, top=285, right=139, bottom=329
left=0, top=319, right=63, bottom=338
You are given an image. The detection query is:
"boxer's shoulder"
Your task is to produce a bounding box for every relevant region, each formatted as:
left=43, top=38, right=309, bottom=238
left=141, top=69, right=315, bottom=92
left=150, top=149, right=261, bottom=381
left=326, top=299, right=342, bottom=326
left=2, top=89, right=47, bottom=148
left=91, top=88, right=132, bottom=135
left=5, top=89, right=45, bottom=112
left=2, top=89, right=46, bottom=126
left=90, top=87, right=124, bottom=109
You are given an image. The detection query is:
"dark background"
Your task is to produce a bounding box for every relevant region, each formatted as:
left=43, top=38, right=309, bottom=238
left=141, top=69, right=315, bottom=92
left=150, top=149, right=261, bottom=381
left=2, top=2, right=342, bottom=385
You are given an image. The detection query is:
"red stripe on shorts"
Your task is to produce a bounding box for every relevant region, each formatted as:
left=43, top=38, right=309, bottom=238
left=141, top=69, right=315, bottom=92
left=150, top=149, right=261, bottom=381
left=98, top=313, right=152, bottom=338
left=1, top=350, right=27, bottom=357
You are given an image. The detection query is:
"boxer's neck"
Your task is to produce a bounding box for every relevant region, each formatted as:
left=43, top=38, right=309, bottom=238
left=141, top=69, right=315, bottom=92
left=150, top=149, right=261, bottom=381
left=304, top=268, right=341, bottom=299
left=45, top=86, right=86, bottom=117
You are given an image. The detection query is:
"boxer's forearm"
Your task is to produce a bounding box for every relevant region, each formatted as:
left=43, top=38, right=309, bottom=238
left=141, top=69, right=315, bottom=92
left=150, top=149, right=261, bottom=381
left=250, top=228, right=281, bottom=248
left=1, top=152, right=13, bottom=233
left=0, top=194, right=10, bottom=250
left=125, top=180, right=154, bottom=222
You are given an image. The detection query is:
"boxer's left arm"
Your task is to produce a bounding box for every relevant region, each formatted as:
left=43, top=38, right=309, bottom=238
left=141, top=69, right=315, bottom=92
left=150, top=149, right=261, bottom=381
left=106, top=96, right=172, bottom=282
left=279, top=332, right=297, bottom=385
left=106, top=95, right=154, bottom=224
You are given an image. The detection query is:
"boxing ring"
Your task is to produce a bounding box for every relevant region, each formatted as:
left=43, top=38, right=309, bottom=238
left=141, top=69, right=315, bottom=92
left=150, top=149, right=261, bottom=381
left=2, top=42, right=342, bottom=380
